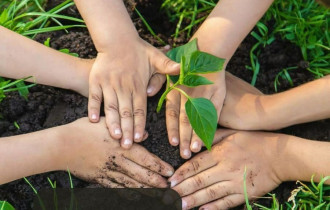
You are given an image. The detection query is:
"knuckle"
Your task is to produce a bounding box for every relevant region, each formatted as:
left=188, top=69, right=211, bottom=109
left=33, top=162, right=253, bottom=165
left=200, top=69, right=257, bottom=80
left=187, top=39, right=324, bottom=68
left=105, top=103, right=119, bottom=113
left=223, top=198, right=235, bottom=209
left=163, top=58, right=172, bottom=69
left=90, top=93, right=102, bottom=103
left=206, top=188, right=217, bottom=200
left=190, top=160, right=200, bottom=173
left=167, top=109, right=179, bottom=119
left=192, top=176, right=204, bottom=188
left=180, top=114, right=190, bottom=125
left=133, top=108, right=145, bottom=117
left=120, top=109, right=133, bottom=118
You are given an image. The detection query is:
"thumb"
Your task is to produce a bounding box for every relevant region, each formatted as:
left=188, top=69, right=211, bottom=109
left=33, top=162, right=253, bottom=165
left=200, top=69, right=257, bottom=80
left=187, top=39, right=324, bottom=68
left=151, top=49, right=180, bottom=75
left=212, top=129, right=237, bottom=145
left=147, top=74, right=166, bottom=97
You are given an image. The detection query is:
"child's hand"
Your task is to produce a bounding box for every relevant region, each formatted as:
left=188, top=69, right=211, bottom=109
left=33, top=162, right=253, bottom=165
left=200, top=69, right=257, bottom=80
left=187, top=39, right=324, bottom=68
left=165, top=71, right=226, bottom=159
left=168, top=129, right=282, bottom=209
left=63, top=118, right=174, bottom=188
left=88, top=38, right=180, bottom=149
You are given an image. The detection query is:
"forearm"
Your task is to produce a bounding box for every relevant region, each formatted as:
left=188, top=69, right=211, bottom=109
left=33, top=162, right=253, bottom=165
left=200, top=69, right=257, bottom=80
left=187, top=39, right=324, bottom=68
left=274, top=135, right=330, bottom=184
left=264, top=75, right=330, bottom=129
left=74, top=0, right=139, bottom=52
left=0, top=127, right=66, bottom=184
left=0, top=26, right=91, bottom=96
left=192, top=0, right=274, bottom=61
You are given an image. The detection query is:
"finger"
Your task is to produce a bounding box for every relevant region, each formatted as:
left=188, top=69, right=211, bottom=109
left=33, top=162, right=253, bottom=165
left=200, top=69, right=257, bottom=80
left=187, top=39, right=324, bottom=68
left=103, top=87, right=122, bottom=139
left=147, top=74, right=166, bottom=96
left=117, top=91, right=134, bottom=149
left=95, top=178, right=124, bottom=188
left=212, top=129, right=237, bottom=144
left=181, top=182, right=238, bottom=210
left=173, top=167, right=230, bottom=197
left=125, top=144, right=174, bottom=177
left=166, top=90, right=180, bottom=146
left=179, top=96, right=192, bottom=159
left=210, top=91, right=225, bottom=122
left=199, top=194, right=244, bottom=210
left=115, top=156, right=169, bottom=188
left=132, top=89, right=147, bottom=143
left=150, top=48, right=180, bottom=75
left=168, top=152, right=216, bottom=187
left=88, top=83, right=103, bottom=123
left=142, top=131, right=149, bottom=141
left=105, top=170, right=150, bottom=188
left=190, top=132, right=203, bottom=153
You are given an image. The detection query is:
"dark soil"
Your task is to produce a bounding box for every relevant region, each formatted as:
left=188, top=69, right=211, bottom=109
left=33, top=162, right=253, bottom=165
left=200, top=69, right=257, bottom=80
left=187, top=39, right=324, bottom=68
left=0, top=0, right=329, bottom=209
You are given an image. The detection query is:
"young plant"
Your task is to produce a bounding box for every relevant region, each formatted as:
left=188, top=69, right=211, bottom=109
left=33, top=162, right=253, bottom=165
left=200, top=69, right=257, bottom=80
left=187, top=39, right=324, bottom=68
left=0, top=76, right=35, bottom=103
left=157, top=39, right=225, bottom=150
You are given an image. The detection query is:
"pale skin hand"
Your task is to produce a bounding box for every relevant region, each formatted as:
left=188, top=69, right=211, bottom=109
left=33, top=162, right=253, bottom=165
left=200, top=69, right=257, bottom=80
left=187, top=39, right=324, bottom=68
left=220, top=72, right=330, bottom=130
left=74, top=0, right=180, bottom=149
left=168, top=130, right=330, bottom=210
left=0, top=118, right=174, bottom=187
left=145, top=0, right=274, bottom=159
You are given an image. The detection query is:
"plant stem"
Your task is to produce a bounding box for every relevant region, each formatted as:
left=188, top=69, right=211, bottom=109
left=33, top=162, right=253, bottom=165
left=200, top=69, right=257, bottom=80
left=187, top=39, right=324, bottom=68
left=156, top=85, right=174, bottom=112
left=173, top=87, right=190, bottom=99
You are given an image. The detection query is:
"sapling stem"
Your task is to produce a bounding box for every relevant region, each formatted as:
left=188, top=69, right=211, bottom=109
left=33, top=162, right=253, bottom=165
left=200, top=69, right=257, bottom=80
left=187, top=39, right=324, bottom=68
left=173, top=87, right=190, bottom=99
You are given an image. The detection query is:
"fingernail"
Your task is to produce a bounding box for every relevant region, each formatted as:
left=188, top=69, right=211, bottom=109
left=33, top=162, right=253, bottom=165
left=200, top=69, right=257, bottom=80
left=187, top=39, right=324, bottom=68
left=172, top=137, right=179, bottom=144
left=91, top=114, right=97, bottom=120
left=182, top=199, right=187, bottom=210
left=164, top=45, right=170, bottom=50
left=123, top=139, right=132, bottom=146
left=183, top=149, right=191, bottom=158
left=147, top=87, right=153, bottom=94
left=114, top=128, right=121, bottom=135
left=167, top=170, right=174, bottom=177
left=192, top=141, right=199, bottom=150
left=134, top=133, right=141, bottom=140
left=172, top=63, right=180, bottom=69
left=170, top=180, right=177, bottom=188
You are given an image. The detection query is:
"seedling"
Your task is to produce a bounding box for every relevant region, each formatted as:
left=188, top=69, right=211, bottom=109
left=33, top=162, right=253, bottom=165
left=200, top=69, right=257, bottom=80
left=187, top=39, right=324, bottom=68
left=157, top=39, right=225, bottom=150
left=0, top=76, right=35, bottom=103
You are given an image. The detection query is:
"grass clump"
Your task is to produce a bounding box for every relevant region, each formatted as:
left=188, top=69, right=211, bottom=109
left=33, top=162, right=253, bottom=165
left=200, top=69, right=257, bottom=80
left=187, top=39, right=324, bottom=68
left=0, top=0, right=85, bottom=38
left=243, top=170, right=330, bottom=209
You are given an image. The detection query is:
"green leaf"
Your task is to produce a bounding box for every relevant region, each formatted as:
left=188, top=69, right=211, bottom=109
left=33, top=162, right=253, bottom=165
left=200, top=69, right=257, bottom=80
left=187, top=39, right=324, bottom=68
left=16, top=81, right=29, bottom=100
left=183, top=75, right=213, bottom=87
left=185, top=98, right=217, bottom=150
left=0, top=201, right=15, bottom=210
left=189, top=51, right=225, bottom=74
left=43, top=37, right=50, bottom=47
left=166, top=38, right=198, bottom=63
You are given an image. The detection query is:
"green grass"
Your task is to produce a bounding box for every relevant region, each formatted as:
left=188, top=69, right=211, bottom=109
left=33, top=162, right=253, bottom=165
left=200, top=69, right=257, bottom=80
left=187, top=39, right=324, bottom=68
left=0, top=0, right=85, bottom=38
left=243, top=170, right=330, bottom=210
left=0, top=0, right=85, bottom=104
left=160, top=0, right=329, bottom=89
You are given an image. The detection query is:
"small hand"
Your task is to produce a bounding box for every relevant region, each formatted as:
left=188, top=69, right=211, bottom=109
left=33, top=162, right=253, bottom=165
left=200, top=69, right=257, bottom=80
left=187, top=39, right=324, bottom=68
left=165, top=71, right=226, bottom=159
left=88, top=38, right=180, bottom=149
left=63, top=118, right=174, bottom=188
left=219, top=72, right=274, bottom=130
left=168, top=129, right=282, bottom=209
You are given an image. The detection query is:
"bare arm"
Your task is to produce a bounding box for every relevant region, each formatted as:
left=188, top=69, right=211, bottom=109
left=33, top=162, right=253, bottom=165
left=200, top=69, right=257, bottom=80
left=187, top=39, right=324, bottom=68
left=164, top=0, right=274, bottom=158
left=220, top=73, right=330, bottom=130
left=0, top=26, right=91, bottom=96
left=73, top=0, right=179, bottom=148
left=0, top=118, right=174, bottom=187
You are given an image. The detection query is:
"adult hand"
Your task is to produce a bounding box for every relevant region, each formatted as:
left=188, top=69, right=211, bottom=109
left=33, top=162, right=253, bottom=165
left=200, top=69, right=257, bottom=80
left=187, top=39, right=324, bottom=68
left=166, top=71, right=226, bottom=159
left=61, top=117, right=174, bottom=188
left=168, top=129, right=283, bottom=209
left=88, top=38, right=180, bottom=149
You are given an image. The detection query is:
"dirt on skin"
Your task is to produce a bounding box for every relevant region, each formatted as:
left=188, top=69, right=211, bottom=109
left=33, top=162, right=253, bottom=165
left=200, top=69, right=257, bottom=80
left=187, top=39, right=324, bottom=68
left=0, top=0, right=329, bottom=209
